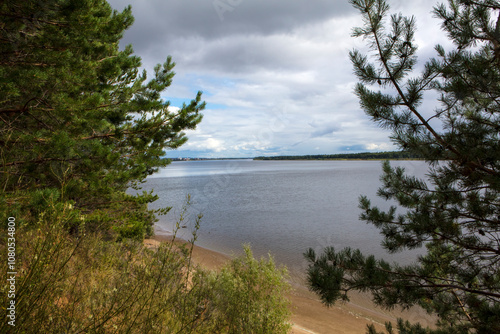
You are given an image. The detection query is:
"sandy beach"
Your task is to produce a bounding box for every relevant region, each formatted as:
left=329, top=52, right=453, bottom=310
left=145, top=232, right=434, bottom=334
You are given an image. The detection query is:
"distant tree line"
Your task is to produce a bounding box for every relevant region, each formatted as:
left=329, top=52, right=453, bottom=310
left=254, top=151, right=422, bottom=161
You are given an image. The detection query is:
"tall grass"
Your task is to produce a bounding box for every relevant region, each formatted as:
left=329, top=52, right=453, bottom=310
left=0, top=202, right=291, bottom=333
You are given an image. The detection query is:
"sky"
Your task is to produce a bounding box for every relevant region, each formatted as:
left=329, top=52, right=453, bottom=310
left=107, top=0, right=450, bottom=158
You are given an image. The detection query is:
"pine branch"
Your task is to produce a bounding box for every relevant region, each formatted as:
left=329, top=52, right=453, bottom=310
left=344, top=261, right=500, bottom=299
left=370, top=7, right=496, bottom=176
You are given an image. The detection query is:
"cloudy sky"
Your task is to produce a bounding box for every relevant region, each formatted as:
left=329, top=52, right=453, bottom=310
left=107, top=0, right=449, bottom=158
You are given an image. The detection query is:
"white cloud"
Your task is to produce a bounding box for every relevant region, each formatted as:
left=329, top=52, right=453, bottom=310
left=366, top=143, right=393, bottom=151
left=185, top=136, right=227, bottom=153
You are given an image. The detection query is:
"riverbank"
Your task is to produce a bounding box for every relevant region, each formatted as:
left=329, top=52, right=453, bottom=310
left=145, top=233, right=432, bottom=334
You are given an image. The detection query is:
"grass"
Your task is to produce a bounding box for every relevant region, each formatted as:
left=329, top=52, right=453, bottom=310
left=0, top=202, right=291, bottom=333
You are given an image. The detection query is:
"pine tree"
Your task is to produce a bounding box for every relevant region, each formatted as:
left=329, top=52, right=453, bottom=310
left=305, top=0, right=500, bottom=332
left=0, top=0, right=204, bottom=238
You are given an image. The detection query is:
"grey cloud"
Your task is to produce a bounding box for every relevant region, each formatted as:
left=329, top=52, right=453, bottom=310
left=309, top=123, right=340, bottom=138
left=108, top=0, right=355, bottom=41
left=107, top=0, right=356, bottom=74
left=182, top=35, right=316, bottom=74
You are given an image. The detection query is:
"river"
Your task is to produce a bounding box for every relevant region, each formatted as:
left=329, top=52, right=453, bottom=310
left=138, top=159, right=429, bottom=280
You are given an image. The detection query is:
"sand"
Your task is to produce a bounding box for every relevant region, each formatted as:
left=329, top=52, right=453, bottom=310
left=145, top=233, right=432, bottom=334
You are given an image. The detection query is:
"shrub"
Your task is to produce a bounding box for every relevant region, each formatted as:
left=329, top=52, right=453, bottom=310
left=0, top=208, right=291, bottom=333
left=200, top=246, right=292, bottom=334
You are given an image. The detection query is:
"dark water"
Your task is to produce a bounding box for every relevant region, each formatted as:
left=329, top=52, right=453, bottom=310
left=138, top=159, right=429, bottom=279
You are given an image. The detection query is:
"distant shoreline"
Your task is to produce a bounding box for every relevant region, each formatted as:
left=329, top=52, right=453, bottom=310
left=170, top=151, right=423, bottom=161
left=254, top=158, right=421, bottom=161
left=254, top=151, right=422, bottom=161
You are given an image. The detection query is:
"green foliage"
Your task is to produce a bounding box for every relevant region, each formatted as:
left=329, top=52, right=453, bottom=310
left=366, top=318, right=450, bottom=334
left=202, top=245, right=292, bottom=334
left=305, top=0, right=500, bottom=333
left=0, top=0, right=204, bottom=237
left=0, top=206, right=291, bottom=333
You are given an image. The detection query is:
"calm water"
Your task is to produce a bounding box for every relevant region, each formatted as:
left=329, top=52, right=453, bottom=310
left=138, top=159, right=429, bottom=279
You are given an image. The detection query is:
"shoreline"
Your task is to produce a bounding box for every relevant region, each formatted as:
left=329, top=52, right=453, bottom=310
left=145, top=231, right=433, bottom=334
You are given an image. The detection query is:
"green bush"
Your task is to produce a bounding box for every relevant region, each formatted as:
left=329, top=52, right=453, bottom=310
left=200, top=246, right=292, bottom=334
left=0, top=208, right=291, bottom=333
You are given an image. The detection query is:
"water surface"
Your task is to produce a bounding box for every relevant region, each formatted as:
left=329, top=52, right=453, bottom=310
left=139, top=159, right=429, bottom=278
